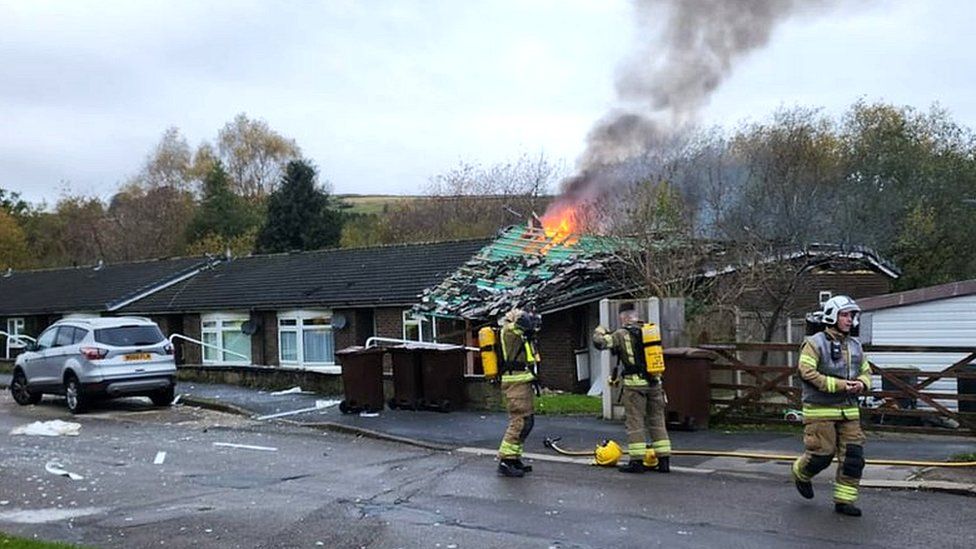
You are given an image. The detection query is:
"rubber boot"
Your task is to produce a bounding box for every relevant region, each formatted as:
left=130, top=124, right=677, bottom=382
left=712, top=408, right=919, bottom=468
left=498, top=459, right=525, bottom=478
left=834, top=503, right=862, bottom=517
left=514, top=459, right=532, bottom=473
left=618, top=459, right=645, bottom=473
left=794, top=478, right=814, bottom=499
left=650, top=456, right=670, bottom=473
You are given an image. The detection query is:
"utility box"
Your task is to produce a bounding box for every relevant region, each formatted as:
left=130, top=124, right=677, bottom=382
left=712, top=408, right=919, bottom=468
left=662, top=347, right=714, bottom=430
left=389, top=346, right=424, bottom=410
left=335, top=346, right=385, bottom=414
left=418, top=347, right=466, bottom=412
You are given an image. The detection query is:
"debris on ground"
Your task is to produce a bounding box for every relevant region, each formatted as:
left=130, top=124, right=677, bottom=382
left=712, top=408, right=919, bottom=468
left=212, top=442, right=278, bottom=452
left=45, top=461, right=84, bottom=481
left=10, top=420, right=82, bottom=437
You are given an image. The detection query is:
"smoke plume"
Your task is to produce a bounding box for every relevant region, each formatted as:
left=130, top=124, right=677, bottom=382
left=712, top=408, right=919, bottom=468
left=556, top=0, right=831, bottom=209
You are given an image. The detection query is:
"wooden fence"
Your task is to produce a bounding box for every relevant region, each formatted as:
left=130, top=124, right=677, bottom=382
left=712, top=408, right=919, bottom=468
left=699, top=342, right=976, bottom=434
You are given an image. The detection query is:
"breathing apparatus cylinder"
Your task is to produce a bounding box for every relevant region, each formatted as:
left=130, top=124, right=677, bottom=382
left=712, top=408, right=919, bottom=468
left=478, top=326, right=499, bottom=378
left=641, top=323, right=665, bottom=375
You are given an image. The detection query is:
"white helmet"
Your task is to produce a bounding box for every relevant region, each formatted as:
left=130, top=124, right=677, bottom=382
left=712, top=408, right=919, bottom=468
left=822, top=295, right=861, bottom=326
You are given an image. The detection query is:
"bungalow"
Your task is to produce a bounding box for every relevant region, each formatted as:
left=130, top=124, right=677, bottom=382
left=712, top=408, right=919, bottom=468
left=0, top=256, right=219, bottom=359
left=412, top=223, right=901, bottom=392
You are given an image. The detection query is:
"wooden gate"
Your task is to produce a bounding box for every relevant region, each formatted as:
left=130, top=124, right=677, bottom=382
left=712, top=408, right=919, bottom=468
left=700, top=342, right=976, bottom=434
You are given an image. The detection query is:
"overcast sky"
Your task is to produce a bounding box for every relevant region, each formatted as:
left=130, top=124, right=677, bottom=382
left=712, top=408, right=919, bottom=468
left=1, top=0, right=974, bottom=206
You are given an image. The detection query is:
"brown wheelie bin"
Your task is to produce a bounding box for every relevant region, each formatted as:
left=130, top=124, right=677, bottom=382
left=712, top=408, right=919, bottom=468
left=418, top=347, right=466, bottom=412
left=662, top=347, right=714, bottom=430
left=388, top=346, right=424, bottom=410
left=335, top=346, right=386, bottom=414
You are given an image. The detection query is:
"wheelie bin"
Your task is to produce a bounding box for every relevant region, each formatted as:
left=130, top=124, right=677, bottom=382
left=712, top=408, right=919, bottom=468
left=418, top=347, right=466, bottom=412
left=662, top=347, right=714, bottom=430
left=335, top=346, right=385, bottom=414
left=388, top=346, right=424, bottom=410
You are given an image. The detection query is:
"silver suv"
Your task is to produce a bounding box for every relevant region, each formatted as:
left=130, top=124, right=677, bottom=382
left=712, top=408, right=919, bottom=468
left=9, top=317, right=177, bottom=413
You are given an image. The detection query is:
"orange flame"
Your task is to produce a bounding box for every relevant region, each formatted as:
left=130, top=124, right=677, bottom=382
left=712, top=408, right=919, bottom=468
left=525, top=202, right=580, bottom=255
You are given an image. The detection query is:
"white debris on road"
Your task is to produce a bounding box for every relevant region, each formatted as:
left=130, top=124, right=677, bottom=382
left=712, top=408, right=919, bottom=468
left=269, top=387, right=307, bottom=395
left=254, top=399, right=341, bottom=420
left=153, top=451, right=167, bottom=465
left=45, top=461, right=84, bottom=481
left=10, top=420, right=81, bottom=437
left=212, top=442, right=278, bottom=452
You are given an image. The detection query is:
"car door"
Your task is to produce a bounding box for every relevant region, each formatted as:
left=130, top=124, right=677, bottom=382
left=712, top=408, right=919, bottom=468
left=24, top=326, right=61, bottom=388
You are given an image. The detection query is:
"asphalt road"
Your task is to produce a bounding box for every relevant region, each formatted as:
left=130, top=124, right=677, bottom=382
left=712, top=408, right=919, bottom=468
left=1, top=393, right=974, bottom=549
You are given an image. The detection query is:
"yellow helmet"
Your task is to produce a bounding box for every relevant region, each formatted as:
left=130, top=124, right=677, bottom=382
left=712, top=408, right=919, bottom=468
left=643, top=448, right=659, bottom=468
left=593, top=440, right=623, bottom=466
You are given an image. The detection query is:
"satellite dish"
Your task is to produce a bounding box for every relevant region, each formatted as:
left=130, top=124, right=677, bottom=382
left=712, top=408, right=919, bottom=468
left=332, top=313, right=347, bottom=330
left=241, top=320, right=260, bottom=336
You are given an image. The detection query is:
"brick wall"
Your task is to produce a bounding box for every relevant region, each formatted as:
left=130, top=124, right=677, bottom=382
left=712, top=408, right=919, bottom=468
left=180, top=313, right=202, bottom=364
left=536, top=308, right=584, bottom=392
left=374, top=307, right=404, bottom=339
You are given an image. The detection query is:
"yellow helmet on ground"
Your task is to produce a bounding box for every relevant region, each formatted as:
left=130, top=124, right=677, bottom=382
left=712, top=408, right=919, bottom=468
left=593, top=440, right=623, bottom=466
left=643, top=448, right=659, bottom=468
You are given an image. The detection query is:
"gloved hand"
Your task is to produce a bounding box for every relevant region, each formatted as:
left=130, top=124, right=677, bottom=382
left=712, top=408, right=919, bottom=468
left=592, top=326, right=609, bottom=350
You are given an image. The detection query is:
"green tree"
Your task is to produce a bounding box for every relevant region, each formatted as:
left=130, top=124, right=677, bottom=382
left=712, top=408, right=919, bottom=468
left=255, top=160, right=343, bottom=253
left=186, top=163, right=263, bottom=246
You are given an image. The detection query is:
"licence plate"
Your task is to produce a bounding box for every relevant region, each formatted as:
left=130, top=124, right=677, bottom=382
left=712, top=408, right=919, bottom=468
left=124, top=353, right=152, bottom=361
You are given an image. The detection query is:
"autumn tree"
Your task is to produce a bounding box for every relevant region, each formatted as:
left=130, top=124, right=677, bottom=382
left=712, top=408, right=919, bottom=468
left=355, top=153, right=561, bottom=245
left=215, top=113, right=302, bottom=199
left=103, top=184, right=196, bottom=261
left=255, top=160, right=343, bottom=253
left=0, top=209, right=30, bottom=269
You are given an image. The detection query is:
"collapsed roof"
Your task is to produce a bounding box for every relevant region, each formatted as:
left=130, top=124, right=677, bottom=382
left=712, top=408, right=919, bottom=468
left=414, top=223, right=627, bottom=320
left=414, top=224, right=901, bottom=322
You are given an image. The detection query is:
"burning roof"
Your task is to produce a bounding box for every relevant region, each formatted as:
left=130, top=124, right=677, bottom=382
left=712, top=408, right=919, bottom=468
left=414, top=217, right=627, bottom=321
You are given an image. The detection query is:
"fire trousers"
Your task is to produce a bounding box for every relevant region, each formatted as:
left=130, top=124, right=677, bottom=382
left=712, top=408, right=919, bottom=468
left=792, top=419, right=867, bottom=504
left=622, top=383, right=671, bottom=461
left=498, top=380, right=534, bottom=459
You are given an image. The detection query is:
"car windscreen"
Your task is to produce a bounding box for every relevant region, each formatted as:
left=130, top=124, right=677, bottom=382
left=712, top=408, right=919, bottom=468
left=94, top=325, right=165, bottom=347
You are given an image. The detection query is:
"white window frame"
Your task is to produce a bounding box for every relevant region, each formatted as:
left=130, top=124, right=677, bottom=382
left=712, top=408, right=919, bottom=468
left=402, top=311, right=436, bottom=343
left=819, top=291, right=833, bottom=306
left=5, top=317, right=25, bottom=359
left=277, top=309, right=337, bottom=372
left=200, top=312, right=252, bottom=365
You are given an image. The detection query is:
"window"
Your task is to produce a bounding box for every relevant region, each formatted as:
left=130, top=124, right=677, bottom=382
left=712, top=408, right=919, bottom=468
left=36, top=328, right=57, bottom=350
left=95, top=325, right=164, bottom=346
left=201, top=314, right=252, bottom=364
left=5, top=317, right=25, bottom=359
left=55, top=326, right=77, bottom=347
left=278, top=310, right=335, bottom=368
left=819, top=291, right=832, bottom=306
left=403, top=311, right=435, bottom=342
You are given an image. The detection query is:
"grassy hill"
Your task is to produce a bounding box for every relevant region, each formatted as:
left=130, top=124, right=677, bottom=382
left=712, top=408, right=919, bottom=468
left=336, top=194, right=421, bottom=216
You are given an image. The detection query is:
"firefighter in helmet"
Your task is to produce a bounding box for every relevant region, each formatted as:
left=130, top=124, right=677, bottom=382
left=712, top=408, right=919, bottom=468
left=496, top=307, right=542, bottom=478
left=593, top=309, right=671, bottom=473
left=792, top=295, right=871, bottom=517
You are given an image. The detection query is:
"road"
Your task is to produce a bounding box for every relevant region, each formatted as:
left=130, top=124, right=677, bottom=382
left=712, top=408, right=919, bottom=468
left=1, top=392, right=974, bottom=549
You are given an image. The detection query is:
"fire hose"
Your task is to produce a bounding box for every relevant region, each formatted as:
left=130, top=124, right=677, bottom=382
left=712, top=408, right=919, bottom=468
left=543, top=436, right=976, bottom=468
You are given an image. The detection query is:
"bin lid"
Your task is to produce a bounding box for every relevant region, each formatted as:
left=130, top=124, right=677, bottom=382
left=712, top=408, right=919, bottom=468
left=335, top=346, right=386, bottom=356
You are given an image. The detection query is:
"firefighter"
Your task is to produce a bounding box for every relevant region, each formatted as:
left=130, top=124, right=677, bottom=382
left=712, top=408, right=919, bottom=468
left=496, top=307, right=542, bottom=478
left=791, top=295, right=871, bottom=517
left=593, top=309, right=671, bottom=473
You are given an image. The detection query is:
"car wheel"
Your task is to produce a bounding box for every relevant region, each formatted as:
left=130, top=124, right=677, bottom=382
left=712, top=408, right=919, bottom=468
left=150, top=386, right=175, bottom=406
left=64, top=375, right=88, bottom=414
left=10, top=370, right=42, bottom=405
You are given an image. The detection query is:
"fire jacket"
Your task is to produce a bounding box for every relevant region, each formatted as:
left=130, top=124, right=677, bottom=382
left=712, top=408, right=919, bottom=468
left=500, top=323, right=539, bottom=384
left=593, top=324, right=658, bottom=387
left=797, top=327, right=872, bottom=421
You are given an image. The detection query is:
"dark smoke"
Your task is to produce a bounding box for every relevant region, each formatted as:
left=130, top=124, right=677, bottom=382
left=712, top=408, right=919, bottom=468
left=558, top=0, right=832, bottom=210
